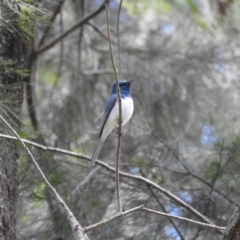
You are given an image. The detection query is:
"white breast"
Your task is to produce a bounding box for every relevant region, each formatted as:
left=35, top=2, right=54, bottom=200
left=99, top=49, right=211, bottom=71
left=101, top=97, right=134, bottom=141
left=120, top=97, right=134, bottom=125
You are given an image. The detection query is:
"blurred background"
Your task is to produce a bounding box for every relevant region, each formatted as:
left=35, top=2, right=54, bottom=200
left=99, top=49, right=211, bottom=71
left=14, top=0, right=240, bottom=239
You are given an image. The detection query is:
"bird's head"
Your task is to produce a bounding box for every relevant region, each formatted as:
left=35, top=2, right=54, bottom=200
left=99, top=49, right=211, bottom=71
left=111, top=79, right=133, bottom=96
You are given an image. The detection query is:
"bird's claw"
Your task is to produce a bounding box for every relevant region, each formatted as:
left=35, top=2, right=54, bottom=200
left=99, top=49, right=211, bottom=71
left=117, top=119, right=123, bottom=124
left=116, top=128, right=122, bottom=137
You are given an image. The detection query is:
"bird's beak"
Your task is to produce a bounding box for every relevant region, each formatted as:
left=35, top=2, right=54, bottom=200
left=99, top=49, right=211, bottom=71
left=128, top=79, right=133, bottom=84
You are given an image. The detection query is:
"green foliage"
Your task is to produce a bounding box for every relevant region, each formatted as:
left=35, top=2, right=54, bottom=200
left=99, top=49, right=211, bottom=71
left=135, top=157, right=154, bottom=170
left=39, top=67, right=60, bottom=85
left=3, top=0, right=47, bottom=38
left=194, top=15, right=209, bottom=30
left=1, top=59, right=30, bottom=77
left=152, top=173, right=163, bottom=184
left=18, top=151, right=28, bottom=165
left=123, top=0, right=171, bottom=16
left=21, top=215, right=29, bottom=222
left=31, top=182, right=46, bottom=201
left=186, top=0, right=199, bottom=14
left=18, top=130, right=32, bottom=140
left=17, top=2, right=46, bottom=37
left=91, top=200, right=100, bottom=207
left=226, top=135, right=240, bottom=154
left=50, top=170, right=65, bottom=185
left=204, top=160, right=220, bottom=180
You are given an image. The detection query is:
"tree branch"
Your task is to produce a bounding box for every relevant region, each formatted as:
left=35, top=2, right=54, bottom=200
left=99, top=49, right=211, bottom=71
left=141, top=170, right=185, bottom=240
left=0, top=133, right=224, bottom=234
left=85, top=205, right=144, bottom=232
left=0, top=117, right=88, bottom=240
left=36, top=0, right=109, bottom=55
left=223, top=207, right=240, bottom=240
left=37, top=0, right=66, bottom=47
left=142, top=207, right=225, bottom=231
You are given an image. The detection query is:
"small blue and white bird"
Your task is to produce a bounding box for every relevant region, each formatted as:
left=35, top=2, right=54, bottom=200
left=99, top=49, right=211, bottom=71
left=91, top=79, right=134, bottom=165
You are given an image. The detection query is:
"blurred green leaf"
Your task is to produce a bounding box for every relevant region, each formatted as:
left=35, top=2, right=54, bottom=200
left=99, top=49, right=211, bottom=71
left=205, top=160, right=220, bottom=180
left=50, top=170, right=65, bottom=185
left=135, top=157, right=154, bottom=170
left=186, top=0, right=199, bottom=14
left=39, top=67, right=59, bottom=85
left=194, top=15, right=208, bottom=30
left=123, top=0, right=171, bottom=16
left=31, top=182, right=46, bottom=201
left=21, top=215, right=29, bottom=222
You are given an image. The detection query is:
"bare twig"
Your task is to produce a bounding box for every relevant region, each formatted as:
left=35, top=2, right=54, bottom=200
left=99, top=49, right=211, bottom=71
left=142, top=207, right=225, bottom=231
left=140, top=171, right=185, bottom=240
left=117, top=0, right=123, bottom=77
left=105, top=3, right=122, bottom=212
left=196, top=140, right=225, bottom=238
left=0, top=116, right=88, bottom=240
left=82, top=68, right=123, bottom=75
left=87, top=21, right=111, bottom=43
left=85, top=205, right=144, bottom=232
left=71, top=166, right=100, bottom=198
left=25, top=49, right=39, bottom=133
left=38, top=0, right=66, bottom=47
left=36, top=0, right=109, bottom=55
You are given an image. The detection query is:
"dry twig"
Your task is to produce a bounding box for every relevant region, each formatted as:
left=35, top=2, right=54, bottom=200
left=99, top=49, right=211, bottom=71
left=0, top=117, right=88, bottom=240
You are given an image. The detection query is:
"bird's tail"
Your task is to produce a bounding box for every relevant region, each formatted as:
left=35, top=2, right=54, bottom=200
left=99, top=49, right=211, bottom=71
left=91, top=139, right=104, bottom=165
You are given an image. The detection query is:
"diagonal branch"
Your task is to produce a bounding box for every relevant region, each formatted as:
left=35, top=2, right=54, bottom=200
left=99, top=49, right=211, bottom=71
left=141, top=170, right=185, bottom=240
left=87, top=21, right=111, bottom=42
left=38, top=0, right=66, bottom=47
left=0, top=116, right=88, bottom=240
left=142, top=207, right=225, bottom=231
left=85, top=205, right=144, bottom=232
left=36, top=0, right=109, bottom=55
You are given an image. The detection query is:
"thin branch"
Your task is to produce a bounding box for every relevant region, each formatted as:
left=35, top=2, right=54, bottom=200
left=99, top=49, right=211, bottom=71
left=196, top=140, right=225, bottom=238
left=142, top=207, right=225, bottom=231
left=38, top=0, right=66, bottom=47
left=85, top=205, right=144, bottom=232
left=83, top=32, right=110, bottom=53
left=36, top=0, right=109, bottom=55
left=82, top=68, right=123, bottom=75
left=141, top=171, right=185, bottom=240
left=71, top=166, right=100, bottom=198
left=87, top=21, right=112, bottom=43
left=75, top=0, right=84, bottom=79
left=0, top=133, right=224, bottom=233
left=0, top=116, right=88, bottom=240
left=117, top=0, right=122, bottom=77
left=153, top=134, right=238, bottom=206
left=25, top=49, right=39, bottom=133
left=105, top=3, right=122, bottom=212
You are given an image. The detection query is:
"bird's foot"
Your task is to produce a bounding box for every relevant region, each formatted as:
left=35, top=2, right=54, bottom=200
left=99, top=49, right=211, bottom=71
left=116, top=128, right=122, bottom=137
left=117, top=119, right=123, bottom=125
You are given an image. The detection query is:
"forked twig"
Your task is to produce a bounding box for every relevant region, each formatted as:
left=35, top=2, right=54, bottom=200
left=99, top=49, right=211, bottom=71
left=142, top=207, right=225, bottom=231
left=85, top=205, right=144, bottom=232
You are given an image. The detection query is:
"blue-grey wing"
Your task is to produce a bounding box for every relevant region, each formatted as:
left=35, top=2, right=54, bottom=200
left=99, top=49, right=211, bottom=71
left=99, top=94, right=117, bottom=138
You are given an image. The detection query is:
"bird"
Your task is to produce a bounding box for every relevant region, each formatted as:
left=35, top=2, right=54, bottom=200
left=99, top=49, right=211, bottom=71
left=91, top=79, right=134, bottom=165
